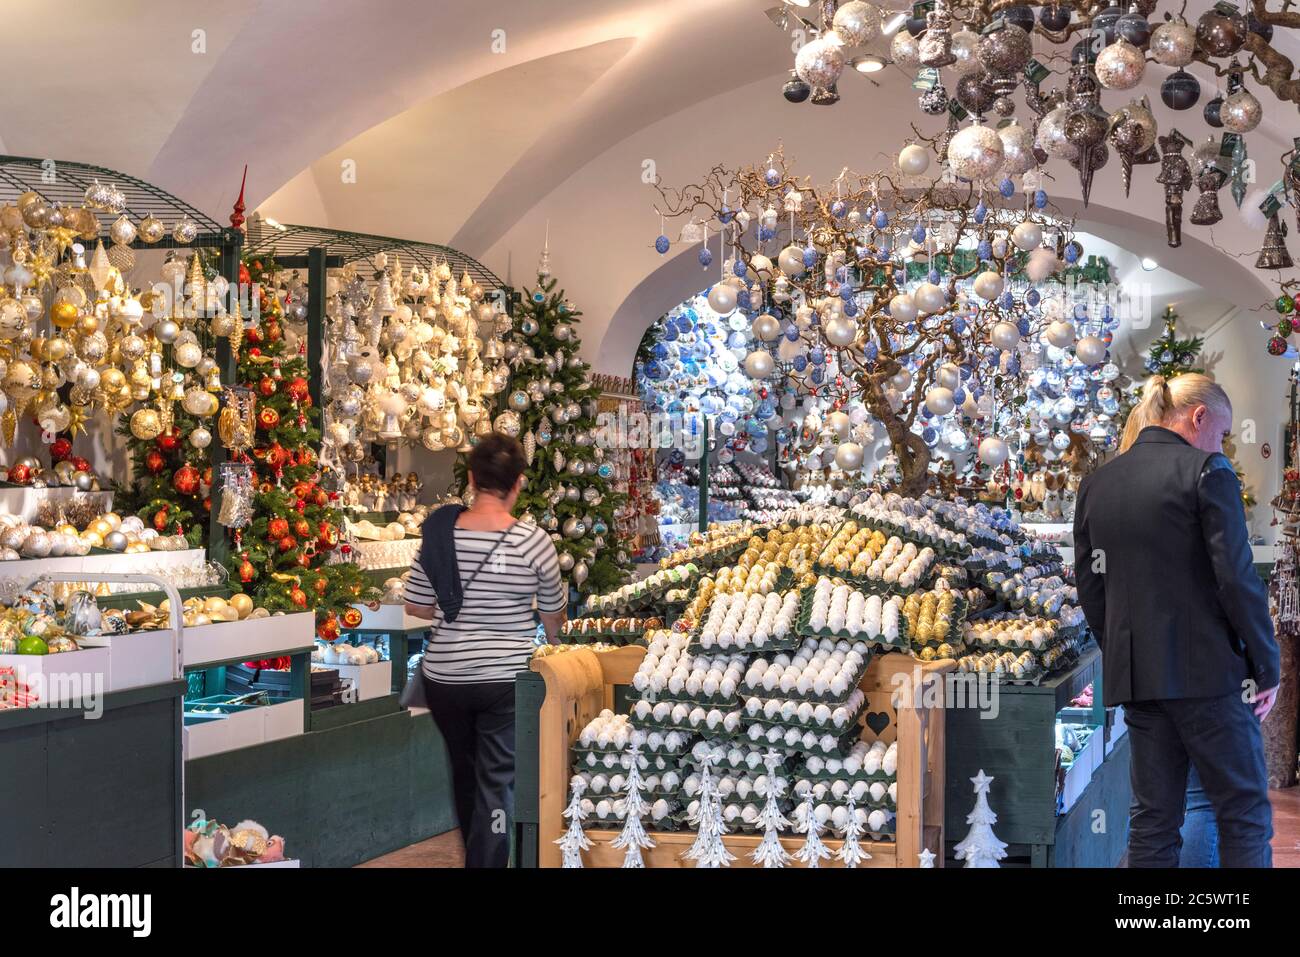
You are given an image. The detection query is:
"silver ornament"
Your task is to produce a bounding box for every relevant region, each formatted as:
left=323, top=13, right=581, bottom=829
left=946, top=123, right=1005, bottom=181
left=998, top=122, right=1037, bottom=175
left=1095, top=38, right=1145, bottom=90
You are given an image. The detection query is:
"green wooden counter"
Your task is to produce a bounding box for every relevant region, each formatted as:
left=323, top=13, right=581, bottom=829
left=0, top=680, right=185, bottom=867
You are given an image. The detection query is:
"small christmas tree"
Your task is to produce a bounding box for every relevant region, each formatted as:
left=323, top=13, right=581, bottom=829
left=682, top=754, right=735, bottom=868
left=610, top=745, right=655, bottom=868
left=793, top=794, right=832, bottom=868
left=836, top=793, right=871, bottom=867
left=555, top=775, right=593, bottom=868
left=952, top=769, right=1008, bottom=868
left=750, top=749, right=793, bottom=868
left=1142, top=305, right=1203, bottom=377
left=474, top=268, right=631, bottom=595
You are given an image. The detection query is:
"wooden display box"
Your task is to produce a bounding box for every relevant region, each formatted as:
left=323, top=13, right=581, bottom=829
left=531, top=645, right=952, bottom=868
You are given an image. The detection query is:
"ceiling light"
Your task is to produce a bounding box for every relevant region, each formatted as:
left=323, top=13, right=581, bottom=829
left=1140, top=257, right=1158, bottom=271
left=852, top=54, right=886, bottom=73
left=882, top=12, right=908, bottom=34
left=783, top=0, right=813, bottom=7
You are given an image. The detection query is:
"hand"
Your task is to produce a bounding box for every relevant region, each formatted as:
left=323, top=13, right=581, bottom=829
left=1253, top=684, right=1279, bottom=721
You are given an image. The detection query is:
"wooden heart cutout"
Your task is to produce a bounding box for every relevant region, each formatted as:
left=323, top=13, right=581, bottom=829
left=865, top=711, right=891, bottom=735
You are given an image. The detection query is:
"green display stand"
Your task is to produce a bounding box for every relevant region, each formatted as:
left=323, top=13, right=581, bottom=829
left=0, top=681, right=185, bottom=867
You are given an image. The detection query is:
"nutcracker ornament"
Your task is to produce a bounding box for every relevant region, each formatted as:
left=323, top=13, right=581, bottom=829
left=1155, top=130, right=1194, bottom=247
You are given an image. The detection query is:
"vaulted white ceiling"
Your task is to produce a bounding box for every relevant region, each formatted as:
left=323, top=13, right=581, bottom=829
left=3, top=0, right=1295, bottom=376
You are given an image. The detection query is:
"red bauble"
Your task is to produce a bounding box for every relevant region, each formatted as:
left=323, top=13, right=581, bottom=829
left=289, top=587, right=307, bottom=608
left=313, top=576, right=328, bottom=595
left=144, top=450, right=166, bottom=474
left=295, top=447, right=315, bottom=467
left=246, top=326, right=263, bottom=346
left=173, top=464, right=201, bottom=496
left=286, top=377, right=310, bottom=402
left=49, top=438, right=73, bottom=462
left=266, top=322, right=282, bottom=342
left=239, top=262, right=251, bottom=286
left=156, top=428, right=181, bottom=453
left=153, top=506, right=170, bottom=531
left=262, top=443, right=289, bottom=469
left=294, top=518, right=312, bottom=539
left=6, top=463, right=31, bottom=485
left=268, top=517, right=290, bottom=540
left=314, top=489, right=329, bottom=507
left=258, top=376, right=277, bottom=397
left=239, top=558, right=256, bottom=582
left=296, top=552, right=313, bottom=568
left=317, top=616, right=340, bottom=642
left=278, top=535, right=298, bottom=552
left=341, top=608, right=363, bottom=629
left=248, top=346, right=262, bottom=357
left=317, top=523, right=338, bottom=551
left=70, top=456, right=92, bottom=474
left=291, top=480, right=314, bottom=500
left=257, top=407, right=280, bottom=430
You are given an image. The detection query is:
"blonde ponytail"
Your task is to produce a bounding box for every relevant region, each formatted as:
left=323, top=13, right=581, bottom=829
left=1118, top=372, right=1231, bottom=453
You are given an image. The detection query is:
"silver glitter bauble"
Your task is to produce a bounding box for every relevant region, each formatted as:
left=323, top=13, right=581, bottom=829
left=946, top=123, right=1005, bottom=181
left=998, top=122, right=1037, bottom=175
left=1151, top=16, right=1196, bottom=66
left=1036, top=105, right=1079, bottom=160
left=831, top=1, right=881, bottom=46
left=919, top=86, right=949, bottom=115
left=493, top=410, right=522, bottom=437
left=794, top=35, right=846, bottom=88
left=976, top=24, right=1033, bottom=73
left=890, top=30, right=921, bottom=70
left=950, top=30, right=980, bottom=72
left=955, top=71, right=995, bottom=114
left=1220, top=88, right=1262, bottom=133
left=1095, top=38, right=1145, bottom=90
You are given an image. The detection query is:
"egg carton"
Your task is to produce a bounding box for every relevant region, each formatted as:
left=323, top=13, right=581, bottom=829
left=739, top=653, right=874, bottom=707
left=901, top=592, right=970, bottom=649
left=796, top=783, right=897, bottom=812
left=629, top=710, right=744, bottom=738
left=587, top=805, right=686, bottom=831
left=794, top=763, right=896, bottom=786
left=573, top=748, right=686, bottom=772
left=854, top=517, right=971, bottom=560
left=679, top=750, right=796, bottom=778
left=795, top=587, right=912, bottom=653
left=741, top=723, right=862, bottom=758
left=631, top=688, right=741, bottom=712
left=740, top=692, right=870, bottom=736
left=688, top=632, right=803, bottom=655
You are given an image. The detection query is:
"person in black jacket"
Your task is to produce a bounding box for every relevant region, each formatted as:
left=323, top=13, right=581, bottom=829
left=1073, top=373, right=1280, bottom=868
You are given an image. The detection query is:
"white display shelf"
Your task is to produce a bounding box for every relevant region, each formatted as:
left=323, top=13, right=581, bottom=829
left=0, top=547, right=209, bottom=583
left=352, top=603, right=430, bottom=632
left=183, top=613, right=316, bottom=669
left=0, top=485, right=112, bottom=522
left=331, top=660, right=392, bottom=701
left=80, top=631, right=175, bottom=692
left=183, top=696, right=305, bottom=760
left=0, top=645, right=111, bottom=705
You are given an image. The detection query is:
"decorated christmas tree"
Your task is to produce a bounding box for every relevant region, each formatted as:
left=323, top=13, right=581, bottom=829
left=115, top=252, right=223, bottom=547
left=483, top=267, right=631, bottom=595
left=222, top=254, right=377, bottom=640
left=1142, top=306, right=1204, bottom=377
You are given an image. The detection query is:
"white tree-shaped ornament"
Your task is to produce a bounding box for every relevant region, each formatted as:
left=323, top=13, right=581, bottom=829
left=682, top=753, right=735, bottom=868
left=836, top=793, right=871, bottom=867
left=555, top=775, right=593, bottom=868
left=751, top=749, right=793, bottom=868
left=610, top=745, right=656, bottom=868
left=953, top=769, right=1008, bottom=868
left=793, top=793, right=833, bottom=868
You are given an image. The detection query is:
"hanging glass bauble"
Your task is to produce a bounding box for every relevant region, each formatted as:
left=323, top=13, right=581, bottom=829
left=954, top=71, right=995, bottom=114
left=1095, top=38, right=1145, bottom=89
left=508, top=389, right=530, bottom=412
left=1220, top=88, right=1262, bottom=133
left=493, top=410, right=521, bottom=437
left=138, top=215, right=166, bottom=244
left=794, top=35, right=846, bottom=88
left=832, top=1, right=881, bottom=46
left=998, top=122, right=1037, bottom=175
left=976, top=24, right=1032, bottom=73
left=1151, top=16, right=1196, bottom=66
left=1196, top=7, right=1247, bottom=57
left=946, top=123, right=1004, bottom=181
left=1036, top=105, right=1078, bottom=160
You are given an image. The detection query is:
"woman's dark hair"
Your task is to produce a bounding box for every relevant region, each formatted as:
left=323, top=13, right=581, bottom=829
left=468, top=433, right=527, bottom=495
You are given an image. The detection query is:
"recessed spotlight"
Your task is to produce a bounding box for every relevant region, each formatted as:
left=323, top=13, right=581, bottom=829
left=1140, top=257, right=1158, bottom=271
left=883, top=12, right=908, bottom=34
left=852, top=54, right=886, bottom=73
left=783, top=0, right=813, bottom=7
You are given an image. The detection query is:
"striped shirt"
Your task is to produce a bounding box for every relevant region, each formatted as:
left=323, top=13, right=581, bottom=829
left=404, top=522, right=566, bottom=684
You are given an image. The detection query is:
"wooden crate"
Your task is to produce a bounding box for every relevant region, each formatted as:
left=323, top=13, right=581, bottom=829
left=532, top=646, right=952, bottom=868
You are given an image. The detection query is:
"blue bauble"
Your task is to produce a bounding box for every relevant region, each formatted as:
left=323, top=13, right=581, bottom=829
left=843, top=300, right=858, bottom=317
left=792, top=355, right=808, bottom=372
left=998, top=178, right=1015, bottom=198
left=810, top=347, right=825, bottom=366
left=874, top=210, right=889, bottom=228
left=1006, top=354, right=1021, bottom=374
left=652, top=342, right=669, bottom=359
left=759, top=226, right=776, bottom=242
left=765, top=168, right=780, bottom=186
left=831, top=200, right=848, bottom=218
left=810, top=367, right=825, bottom=385
left=912, top=225, right=926, bottom=244
left=978, top=239, right=993, bottom=260
left=953, top=316, right=967, bottom=334
left=784, top=323, right=800, bottom=341
left=532, top=291, right=545, bottom=303
left=863, top=341, right=879, bottom=362
left=974, top=201, right=988, bottom=225
left=1016, top=317, right=1031, bottom=336
left=1002, top=292, right=1015, bottom=310
left=928, top=268, right=940, bottom=284
left=1064, top=241, right=1081, bottom=264
left=698, top=247, right=713, bottom=268
left=719, top=206, right=735, bottom=225
left=922, top=426, right=939, bottom=447
left=1034, top=189, right=1048, bottom=209
left=954, top=387, right=967, bottom=405
left=655, top=235, right=670, bottom=254
left=1026, top=289, right=1040, bottom=306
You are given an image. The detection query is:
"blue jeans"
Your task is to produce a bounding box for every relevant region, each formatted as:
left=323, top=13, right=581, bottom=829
left=1178, top=766, right=1219, bottom=867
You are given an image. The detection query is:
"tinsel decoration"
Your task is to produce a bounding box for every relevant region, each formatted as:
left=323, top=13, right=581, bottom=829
left=219, top=386, right=257, bottom=453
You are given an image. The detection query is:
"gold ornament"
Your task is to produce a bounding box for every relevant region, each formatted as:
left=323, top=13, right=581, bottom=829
left=129, top=407, right=163, bottom=440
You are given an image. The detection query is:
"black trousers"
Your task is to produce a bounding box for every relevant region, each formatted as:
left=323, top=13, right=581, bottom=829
left=423, top=676, right=516, bottom=868
left=1124, top=692, right=1272, bottom=868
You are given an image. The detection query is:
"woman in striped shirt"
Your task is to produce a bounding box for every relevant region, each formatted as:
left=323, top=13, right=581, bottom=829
left=404, top=434, right=566, bottom=867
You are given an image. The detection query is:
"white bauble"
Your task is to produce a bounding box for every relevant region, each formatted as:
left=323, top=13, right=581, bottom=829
left=828, top=411, right=851, bottom=441
left=778, top=245, right=806, bottom=277
left=707, top=283, right=738, bottom=316
left=898, top=144, right=930, bottom=176
left=823, top=316, right=858, bottom=348
left=1045, top=320, right=1076, bottom=348
left=832, top=0, right=881, bottom=46
left=744, top=350, right=775, bottom=379
left=889, top=293, right=918, bottom=323
left=990, top=320, right=1020, bottom=351
left=752, top=313, right=782, bottom=341
left=972, top=270, right=1005, bottom=300
left=951, top=30, right=980, bottom=72
left=889, top=367, right=912, bottom=392
left=936, top=362, right=960, bottom=391
left=978, top=436, right=1009, bottom=466
left=925, top=387, right=955, bottom=415
left=795, top=34, right=846, bottom=88
left=891, top=29, right=921, bottom=70
left=946, top=123, right=1004, bottom=182
left=998, top=122, right=1037, bottom=176
left=1075, top=335, right=1107, bottom=365
left=1012, top=221, right=1042, bottom=251
left=914, top=282, right=946, bottom=314
left=750, top=253, right=774, bottom=276
left=834, top=442, right=865, bottom=472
